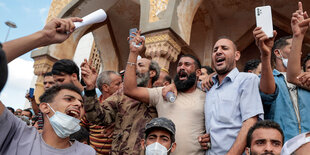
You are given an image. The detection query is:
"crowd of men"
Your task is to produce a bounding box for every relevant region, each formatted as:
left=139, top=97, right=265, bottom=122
left=2, top=1, right=310, bottom=155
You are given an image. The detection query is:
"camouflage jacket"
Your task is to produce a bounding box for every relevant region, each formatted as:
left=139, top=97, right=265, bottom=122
left=84, top=88, right=157, bottom=155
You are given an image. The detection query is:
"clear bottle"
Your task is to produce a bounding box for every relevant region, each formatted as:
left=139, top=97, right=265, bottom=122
left=166, top=91, right=176, bottom=103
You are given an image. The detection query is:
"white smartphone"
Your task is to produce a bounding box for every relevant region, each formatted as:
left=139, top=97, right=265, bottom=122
left=255, top=6, right=273, bottom=38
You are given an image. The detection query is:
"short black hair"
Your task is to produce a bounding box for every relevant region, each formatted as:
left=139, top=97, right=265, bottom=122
left=52, top=59, right=80, bottom=80
left=180, top=54, right=202, bottom=70
left=23, top=108, right=33, bottom=118
left=246, top=120, right=284, bottom=148
left=7, top=107, right=15, bottom=113
left=43, top=71, right=53, bottom=77
left=39, top=84, right=82, bottom=103
left=303, top=53, right=310, bottom=72
left=271, top=36, right=292, bottom=65
left=243, top=59, right=261, bottom=72
left=201, top=66, right=214, bottom=74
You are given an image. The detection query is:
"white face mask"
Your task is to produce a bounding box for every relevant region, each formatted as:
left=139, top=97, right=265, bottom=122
left=47, top=103, right=81, bottom=138
left=279, top=51, right=288, bottom=68
left=145, top=142, right=171, bottom=155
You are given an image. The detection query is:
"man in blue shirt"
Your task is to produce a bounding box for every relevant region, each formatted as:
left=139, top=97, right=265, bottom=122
left=253, top=2, right=310, bottom=142
left=201, top=37, right=264, bottom=155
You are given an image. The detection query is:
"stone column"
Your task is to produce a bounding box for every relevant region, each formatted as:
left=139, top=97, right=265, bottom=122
left=140, top=0, right=203, bottom=70
left=32, top=49, right=58, bottom=103
left=144, top=29, right=182, bottom=70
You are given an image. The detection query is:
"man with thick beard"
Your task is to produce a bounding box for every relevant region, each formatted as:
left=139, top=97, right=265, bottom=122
left=83, top=55, right=160, bottom=154
left=124, top=31, right=205, bottom=155
left=201, top=37, right=264, bottom=155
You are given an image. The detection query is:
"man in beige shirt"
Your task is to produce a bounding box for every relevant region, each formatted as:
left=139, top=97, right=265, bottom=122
left=124, top=31, right=205, bottom=155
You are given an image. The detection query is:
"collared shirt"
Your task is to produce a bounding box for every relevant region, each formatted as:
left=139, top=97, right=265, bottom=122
left=205, top=68, right=264, bottom=155
left=83, top=87, right=157, bottom=155
left=260, top=69, right=310, bottom=142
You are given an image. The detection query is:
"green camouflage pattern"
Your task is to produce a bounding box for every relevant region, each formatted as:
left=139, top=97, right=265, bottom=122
left=84, top=88, right=157, bottom=155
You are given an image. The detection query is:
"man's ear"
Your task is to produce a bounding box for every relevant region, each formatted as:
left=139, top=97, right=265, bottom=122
left=163, top=81, right=170, bottom=86
left=71, top=73, right=78, bottom=81
left=274, top=49, right=281, bottom=58
left=196, top=69, right=201, bottom=77
left=102, top=84, right=109, bottom=93
left=245, top=147, right=250, bottom=155
left=170, top=142, right=177, bottom=153
left=140, top=139, right=146, bottom=150
left=39, top=102, right=50, bottom=115
left=235, top=51, right=241, bottom=61
left=149, top=70, right=156, bottom=78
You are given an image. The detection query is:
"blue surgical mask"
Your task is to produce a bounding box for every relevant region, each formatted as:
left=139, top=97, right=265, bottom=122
left=47, top=103, right=81, bottom=138
left=145, top=142, right=172, bottom=155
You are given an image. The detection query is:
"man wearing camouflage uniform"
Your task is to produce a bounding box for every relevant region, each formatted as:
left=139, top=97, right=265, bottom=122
left=82, top=56, right=160, bottom=154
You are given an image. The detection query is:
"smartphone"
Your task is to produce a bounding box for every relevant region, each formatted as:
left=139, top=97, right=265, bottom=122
left=255, top=6, right=273, bottom=38
left=29, top=88, right=34, bottom=98
left=129, top=28, right=138, bottom=42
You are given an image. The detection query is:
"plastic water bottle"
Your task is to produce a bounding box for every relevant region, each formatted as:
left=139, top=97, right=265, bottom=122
left=166, top=92, right=176, bottom=103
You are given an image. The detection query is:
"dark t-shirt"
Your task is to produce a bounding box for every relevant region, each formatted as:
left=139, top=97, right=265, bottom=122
left=0, top=43, right=8, bottom=92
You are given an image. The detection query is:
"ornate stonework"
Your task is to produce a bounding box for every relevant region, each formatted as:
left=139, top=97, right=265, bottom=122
left=144, top=29, right=182, bottom=70
left=149, top=0, right=169, bottom=23
left=46, top=0, right=72, bottom=22
left=89, top=42, right=102, bottom=74
left=32, top=54, right=58, bottom=102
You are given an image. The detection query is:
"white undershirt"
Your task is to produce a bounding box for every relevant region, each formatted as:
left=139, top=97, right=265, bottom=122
left=281, top=72, right=300, bottom=123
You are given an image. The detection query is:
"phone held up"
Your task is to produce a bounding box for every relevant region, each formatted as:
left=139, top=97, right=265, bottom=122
left=129, top=28, right=145, bottom=48
left=29, top=88, right=34, bottom=98
left=255, top=5, right=273, bottom=38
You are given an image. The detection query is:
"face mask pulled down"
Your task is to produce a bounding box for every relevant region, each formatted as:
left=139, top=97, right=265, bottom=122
left=47, top=103, right=81, bottom=138
left=279, top=51, right=288, bottom=68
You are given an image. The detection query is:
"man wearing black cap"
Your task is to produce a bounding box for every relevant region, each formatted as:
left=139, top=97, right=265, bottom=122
left=141, top=117, right=177, bottom=155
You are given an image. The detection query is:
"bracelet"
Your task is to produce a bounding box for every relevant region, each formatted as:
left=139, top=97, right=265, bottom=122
left=127, top=61, right=136, bottom=66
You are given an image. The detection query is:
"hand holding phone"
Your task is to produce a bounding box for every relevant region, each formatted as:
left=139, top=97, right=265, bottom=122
left=129, top=28, right=145, bottom=48
left=29, top=88, right=34, bottom=98
left=255, top=6, right=274, bottom=38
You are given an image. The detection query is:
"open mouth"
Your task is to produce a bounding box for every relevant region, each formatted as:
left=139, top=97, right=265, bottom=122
left=178, top=71, right=188, bottom=80
left=66, top=109, right=80, bottom=118
left=216, top=57, right=225, bottom=66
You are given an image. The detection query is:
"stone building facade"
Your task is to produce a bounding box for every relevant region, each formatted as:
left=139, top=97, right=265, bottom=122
left=31, top=0, right=310, bottom=101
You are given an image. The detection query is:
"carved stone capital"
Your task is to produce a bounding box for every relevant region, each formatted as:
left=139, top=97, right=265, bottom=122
left=144, top=30, right=182, bottom=69
left=33, top=55, right=58, bottom=76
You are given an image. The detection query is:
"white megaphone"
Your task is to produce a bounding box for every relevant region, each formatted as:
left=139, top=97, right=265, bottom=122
left=74, top=9, right=107, bottom=30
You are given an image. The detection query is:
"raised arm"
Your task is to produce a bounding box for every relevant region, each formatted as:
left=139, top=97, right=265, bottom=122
left=0, top=17, right=82, bottom=116
left=3, top=17, right=82, bottom=62
left=123, top=31, right=150, bottom=104
left=287, top=2, right=310, bottom=88
left=81, top=59, right=116, bottom=126
left=253, top=27, right=277, bottom=94
left=25, top=93, right=40, bottom=115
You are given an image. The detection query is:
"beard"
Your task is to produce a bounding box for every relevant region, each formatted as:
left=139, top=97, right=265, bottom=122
left=136, top=70, right=150, bottom=87
left=174, top=70, right=197, bottom=92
